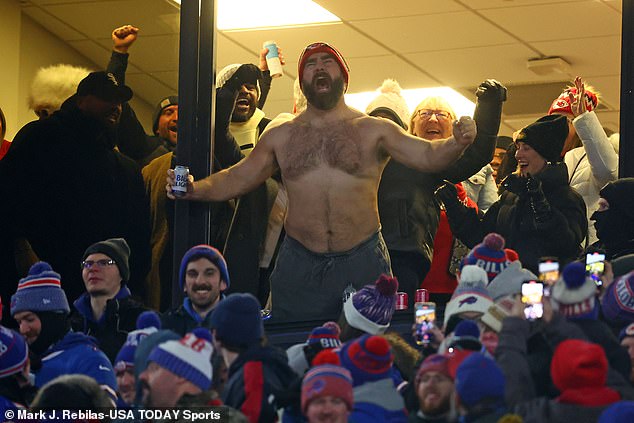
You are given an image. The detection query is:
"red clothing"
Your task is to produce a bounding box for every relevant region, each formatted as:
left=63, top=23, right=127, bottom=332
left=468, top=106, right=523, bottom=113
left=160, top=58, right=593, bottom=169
left=421, top=183, right=478, bottom=294
left=0, top=139, right=11, bottom=160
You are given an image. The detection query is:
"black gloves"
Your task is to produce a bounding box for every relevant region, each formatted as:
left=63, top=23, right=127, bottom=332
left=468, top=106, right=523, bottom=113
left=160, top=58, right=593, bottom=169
left=526, top=174, right=551, bottom=225
left=501, top=174, right=527, bottom=195
left=502, top=173, right=552, bottom=226
left=475, top=79, right=507, bottom=103
left=434, top=181, right=468, bottom=219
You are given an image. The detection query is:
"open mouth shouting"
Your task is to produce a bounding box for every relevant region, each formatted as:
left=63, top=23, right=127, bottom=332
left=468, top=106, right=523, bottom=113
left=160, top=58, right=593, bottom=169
left=313, top=72, right=332, bottom=93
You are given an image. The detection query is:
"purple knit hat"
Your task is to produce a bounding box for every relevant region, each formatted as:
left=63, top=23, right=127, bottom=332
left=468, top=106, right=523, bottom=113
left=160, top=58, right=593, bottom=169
left=602, top=271, right=634, bottom=326
left=343, top=274, right=398, bottom=334
left=179, top=244, right=230, bottom=290
left=461, top=233, right=510, bottom=281
left=11, top=262, right=70, bottom=316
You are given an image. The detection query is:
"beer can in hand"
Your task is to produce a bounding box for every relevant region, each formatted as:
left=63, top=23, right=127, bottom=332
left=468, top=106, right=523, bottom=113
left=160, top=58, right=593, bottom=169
left=263, top=40, right=283, bottom=78
left=172, top=165, right=190, bottom=197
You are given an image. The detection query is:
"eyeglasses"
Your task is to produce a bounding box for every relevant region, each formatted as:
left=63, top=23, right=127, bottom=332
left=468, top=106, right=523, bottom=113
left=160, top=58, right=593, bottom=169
left=81, top=259, right=116, bottom=269
left=415, top=109, right=451, bottom=121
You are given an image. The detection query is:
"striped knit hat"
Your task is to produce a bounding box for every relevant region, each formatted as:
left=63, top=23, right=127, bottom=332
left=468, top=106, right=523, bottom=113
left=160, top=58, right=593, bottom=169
left=461, top=233, right=510, bottom=281
left=0, top=325, right=28, bottom=378
left=11, top=262, right=70, bottom=316
left=302, top=350, right=353, bottom=413
left=552, top=262, right=598, bottom=319
left=148, top=328, right=213, bottom=391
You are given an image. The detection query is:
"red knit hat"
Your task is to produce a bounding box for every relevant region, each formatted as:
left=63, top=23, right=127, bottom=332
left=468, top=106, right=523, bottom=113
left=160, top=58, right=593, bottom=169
left=302, top=350, right=353, bottom=413
left=298, top=42, right=350, bottom=90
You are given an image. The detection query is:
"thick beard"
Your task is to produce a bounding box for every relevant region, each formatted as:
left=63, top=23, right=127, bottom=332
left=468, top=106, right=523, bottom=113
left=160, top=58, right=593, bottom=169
left=303, top=75, right=344, bottom=110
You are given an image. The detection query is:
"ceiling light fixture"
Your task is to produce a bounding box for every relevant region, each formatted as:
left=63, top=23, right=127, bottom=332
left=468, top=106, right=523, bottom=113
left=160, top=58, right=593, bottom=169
left=169, top=0, right=341, bottom=31
left=526, top=56, right=571, bottom=76
left=345, top=87, right=476, bottom=119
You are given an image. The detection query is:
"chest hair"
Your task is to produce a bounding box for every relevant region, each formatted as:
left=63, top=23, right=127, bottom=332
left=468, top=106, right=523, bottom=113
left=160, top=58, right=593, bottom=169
left=284, top=122, right=364, bottom=179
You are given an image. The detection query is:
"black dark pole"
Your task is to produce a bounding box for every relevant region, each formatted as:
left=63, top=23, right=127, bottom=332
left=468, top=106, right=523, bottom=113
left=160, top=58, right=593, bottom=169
left=619, top=0, right=633, bottom=177
left=172, top=0, right=216, bottom=308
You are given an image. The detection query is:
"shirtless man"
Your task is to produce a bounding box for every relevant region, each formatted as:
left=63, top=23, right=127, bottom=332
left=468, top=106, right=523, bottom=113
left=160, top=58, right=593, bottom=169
left=167, top=42, right=476, bottom=322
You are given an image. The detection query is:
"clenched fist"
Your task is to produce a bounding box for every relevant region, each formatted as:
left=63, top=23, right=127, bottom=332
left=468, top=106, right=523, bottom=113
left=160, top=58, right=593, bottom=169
left=452, top=116, right=477, bottom=147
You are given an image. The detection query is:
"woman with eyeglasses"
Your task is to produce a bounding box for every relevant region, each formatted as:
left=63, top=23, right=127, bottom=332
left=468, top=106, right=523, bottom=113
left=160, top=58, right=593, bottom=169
left=373, top=80, right=506, bottom=308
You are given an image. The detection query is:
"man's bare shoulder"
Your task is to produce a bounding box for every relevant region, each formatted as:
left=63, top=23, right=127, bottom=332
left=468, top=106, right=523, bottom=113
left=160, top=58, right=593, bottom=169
left=351, top=113, right=405, bottom=137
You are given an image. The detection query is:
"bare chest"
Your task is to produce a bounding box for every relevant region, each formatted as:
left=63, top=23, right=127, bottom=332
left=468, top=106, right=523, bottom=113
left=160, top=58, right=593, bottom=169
left=282, top=123, right=367, bottom=179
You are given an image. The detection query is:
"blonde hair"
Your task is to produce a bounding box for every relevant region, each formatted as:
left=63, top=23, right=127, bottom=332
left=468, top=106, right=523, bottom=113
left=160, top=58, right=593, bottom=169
left=409, top=96, right=456, bottom=135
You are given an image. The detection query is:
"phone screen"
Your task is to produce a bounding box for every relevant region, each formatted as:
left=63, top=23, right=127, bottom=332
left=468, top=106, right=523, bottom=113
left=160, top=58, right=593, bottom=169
left=522, top=281, right=543, bottom=320
left=415, top=302, right=436, bottom=345
left=586, top=253, right=605, bottom=286
left=538, top=259, right=559, bottom=285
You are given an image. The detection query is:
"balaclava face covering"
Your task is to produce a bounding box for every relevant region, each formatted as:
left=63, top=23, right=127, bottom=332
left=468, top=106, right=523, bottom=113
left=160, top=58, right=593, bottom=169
left=30, top=311, right=70, bottom=356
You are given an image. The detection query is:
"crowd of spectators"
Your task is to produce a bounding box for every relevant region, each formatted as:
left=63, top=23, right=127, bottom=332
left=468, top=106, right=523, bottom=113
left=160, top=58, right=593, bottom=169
left=0, top=24, right=633, bottom=423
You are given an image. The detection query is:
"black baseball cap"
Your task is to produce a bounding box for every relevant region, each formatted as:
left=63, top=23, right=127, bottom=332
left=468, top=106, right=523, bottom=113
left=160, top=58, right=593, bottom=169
left=77, top=71, right=133, bottom=103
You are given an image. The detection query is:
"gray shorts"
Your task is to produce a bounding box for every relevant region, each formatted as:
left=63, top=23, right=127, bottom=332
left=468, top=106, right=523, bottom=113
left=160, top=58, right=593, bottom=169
left=269, top=231, right=392, bottom=322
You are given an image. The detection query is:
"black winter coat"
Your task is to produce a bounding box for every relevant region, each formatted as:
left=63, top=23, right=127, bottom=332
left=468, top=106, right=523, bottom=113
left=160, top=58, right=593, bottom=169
left=447, top=163, right=587, bottom=273
left=0, top=100, right=151, bottom=304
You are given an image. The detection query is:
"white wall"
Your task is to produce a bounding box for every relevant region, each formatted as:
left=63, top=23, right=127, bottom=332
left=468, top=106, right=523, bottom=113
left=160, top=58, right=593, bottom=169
left=0, top=5, right=153, bottom=140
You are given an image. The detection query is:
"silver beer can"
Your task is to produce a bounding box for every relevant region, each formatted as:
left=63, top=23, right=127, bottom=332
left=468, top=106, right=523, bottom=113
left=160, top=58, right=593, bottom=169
left=172, top=165, right=189, bottom=197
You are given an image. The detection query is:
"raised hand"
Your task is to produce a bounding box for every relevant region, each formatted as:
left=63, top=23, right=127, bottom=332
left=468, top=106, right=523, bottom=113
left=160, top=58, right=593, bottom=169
left=166, top=168, right=195, bottom=200
left=475, top=79, right=507, bottom=103
left=452, top=116, right=477, bottom=147
left=567, top=76, right=586, bottom=118
left=259, top=45, right=286, bottom=72
left=112, top=25, right=139, bottom=54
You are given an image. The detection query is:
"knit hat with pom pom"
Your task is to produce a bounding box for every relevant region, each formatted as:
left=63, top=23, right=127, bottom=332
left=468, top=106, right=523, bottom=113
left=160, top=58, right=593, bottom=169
left=302, top=349, right=353, bottom=413
left=114, top=311, right=162, bottom=372
left=444, top=266, right=493, bottom=327
left=339, top=334, right=393, bottom=386
left=461, top=233, right=510, bottom=281
left=343, top=274, right=398, bottom=335
left=366, top=79, right=411, bottom=130
left=11, top=261, right=70, bottom=316
left=552, top=262, right=598, bottom=319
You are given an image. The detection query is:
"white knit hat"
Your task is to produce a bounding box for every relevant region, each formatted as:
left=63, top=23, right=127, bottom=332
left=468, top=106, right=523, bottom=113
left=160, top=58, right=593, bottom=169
left=366, top=79, right=410, bottom=130
left=148, top=328, right=213, bottom=391
left=216, top=63, right=260, bottom=99
left=443, top=266, right=493, bottom=327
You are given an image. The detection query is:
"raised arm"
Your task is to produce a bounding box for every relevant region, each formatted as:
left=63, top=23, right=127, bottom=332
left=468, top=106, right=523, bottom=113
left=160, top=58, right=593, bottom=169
left=166, top=124, right=281, bottom=202
left=441, top=79, right=507, bottom=182
left=379, top=116, right=476, bottom=173
left=568, top=77, right=618, bottom=188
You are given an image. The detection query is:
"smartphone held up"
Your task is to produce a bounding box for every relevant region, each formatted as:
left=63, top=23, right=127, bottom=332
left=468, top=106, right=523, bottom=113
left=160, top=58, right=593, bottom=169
left=414, top=302, right=436, bottom=346
left=521, top=280, right=544, bottom=320
left=586, top=252, right=606, bottom=287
